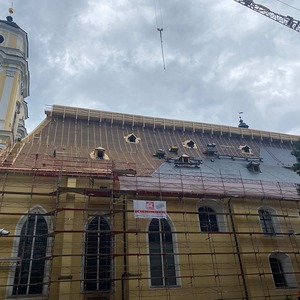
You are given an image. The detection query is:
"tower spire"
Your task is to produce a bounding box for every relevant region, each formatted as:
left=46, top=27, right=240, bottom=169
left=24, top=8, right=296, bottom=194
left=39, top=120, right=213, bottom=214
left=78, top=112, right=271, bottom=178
left=7, top=4, right=14, bottom=22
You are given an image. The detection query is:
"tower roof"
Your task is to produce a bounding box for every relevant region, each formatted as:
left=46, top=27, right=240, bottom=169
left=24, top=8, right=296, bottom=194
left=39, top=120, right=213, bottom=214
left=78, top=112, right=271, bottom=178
left=0, top=7, right=20, bottom=29
left=0, top=17, right=20, bottom=29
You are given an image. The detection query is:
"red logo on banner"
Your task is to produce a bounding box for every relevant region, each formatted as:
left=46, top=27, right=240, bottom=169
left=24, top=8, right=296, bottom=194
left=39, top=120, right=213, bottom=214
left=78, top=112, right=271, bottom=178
left=146, top=202, right=154, bottom=209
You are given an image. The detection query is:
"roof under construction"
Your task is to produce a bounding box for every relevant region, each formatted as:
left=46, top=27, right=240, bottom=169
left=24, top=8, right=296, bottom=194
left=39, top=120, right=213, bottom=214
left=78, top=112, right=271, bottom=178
left=0, top=104, right=299, bottom=199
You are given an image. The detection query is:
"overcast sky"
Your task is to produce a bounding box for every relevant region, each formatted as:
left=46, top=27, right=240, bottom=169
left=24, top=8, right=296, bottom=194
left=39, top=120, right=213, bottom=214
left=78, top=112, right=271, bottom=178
left=1, top=0, right=300, bottom=135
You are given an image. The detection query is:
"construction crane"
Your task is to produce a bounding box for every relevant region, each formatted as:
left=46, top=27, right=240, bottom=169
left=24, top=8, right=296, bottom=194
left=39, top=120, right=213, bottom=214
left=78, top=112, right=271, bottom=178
left=233, top=0, right=300, bottom=33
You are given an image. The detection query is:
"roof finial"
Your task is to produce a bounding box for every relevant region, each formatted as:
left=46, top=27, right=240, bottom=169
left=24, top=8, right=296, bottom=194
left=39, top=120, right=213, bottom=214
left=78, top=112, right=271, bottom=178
left=9, top=2, right=14, bottom=16
left=238, top=112, right=249, bottom=129
left=7, top=3, right=14, bottom=22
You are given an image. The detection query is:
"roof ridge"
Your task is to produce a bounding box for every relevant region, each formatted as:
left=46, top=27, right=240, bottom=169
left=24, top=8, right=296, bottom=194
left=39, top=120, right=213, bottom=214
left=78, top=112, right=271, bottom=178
left=45, top=104, right=300, bottom=143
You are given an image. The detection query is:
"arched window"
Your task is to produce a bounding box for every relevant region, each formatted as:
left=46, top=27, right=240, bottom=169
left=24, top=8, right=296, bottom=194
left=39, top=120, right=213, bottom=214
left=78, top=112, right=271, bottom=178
left=198, top=206, right=219, bottom=232
left=269, top=257, right=286, bottom=287
left=269, top=253, right=297, bottom=288
left=258, top=207, right=282, bottom=236
left=13, top=213, right=48, bottom=295
left=148, top=218, right=177, bottom=286
left=259, top=209, right=275, bottom=235
left=84, top=216, right=111, bottom=291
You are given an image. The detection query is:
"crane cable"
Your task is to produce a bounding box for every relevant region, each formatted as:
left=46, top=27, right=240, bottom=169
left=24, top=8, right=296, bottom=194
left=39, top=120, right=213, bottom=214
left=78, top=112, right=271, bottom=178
left=272, top=0, right=300, bottom=12
left=153, top=0, right=166, bottom=70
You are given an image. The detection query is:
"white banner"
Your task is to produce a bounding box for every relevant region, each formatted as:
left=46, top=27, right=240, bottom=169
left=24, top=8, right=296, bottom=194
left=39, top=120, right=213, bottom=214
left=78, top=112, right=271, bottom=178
left=133, top=200, right=167, bottom=219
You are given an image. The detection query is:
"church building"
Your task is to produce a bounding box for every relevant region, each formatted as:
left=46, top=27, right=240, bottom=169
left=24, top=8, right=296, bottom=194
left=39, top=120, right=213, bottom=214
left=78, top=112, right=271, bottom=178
left=1, top=9, right=300, bottom=300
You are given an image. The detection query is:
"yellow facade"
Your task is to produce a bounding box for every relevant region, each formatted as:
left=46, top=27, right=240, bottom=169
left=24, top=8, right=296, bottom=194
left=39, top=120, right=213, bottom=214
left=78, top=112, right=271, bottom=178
left=0, top=17, right=29, bottom=149
left=1, top=169, right=300, bottom=299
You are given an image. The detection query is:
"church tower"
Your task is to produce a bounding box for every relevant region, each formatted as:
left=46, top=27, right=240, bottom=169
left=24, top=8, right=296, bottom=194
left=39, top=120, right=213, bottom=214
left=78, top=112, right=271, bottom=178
left=0, top=8, right=29, bottom=150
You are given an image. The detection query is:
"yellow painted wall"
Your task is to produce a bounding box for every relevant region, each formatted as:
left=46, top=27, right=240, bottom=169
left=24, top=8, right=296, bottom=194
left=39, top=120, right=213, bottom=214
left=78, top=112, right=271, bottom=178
left=0, top=72, right=6, bottom=98
left=7, top=33, right=17, bottom=49
left=0, top=172, right=300, bottom=300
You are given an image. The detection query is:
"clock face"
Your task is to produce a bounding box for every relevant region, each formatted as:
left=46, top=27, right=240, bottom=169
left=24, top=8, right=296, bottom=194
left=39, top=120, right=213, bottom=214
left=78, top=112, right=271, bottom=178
left=0, top=35, right=4, bottom=44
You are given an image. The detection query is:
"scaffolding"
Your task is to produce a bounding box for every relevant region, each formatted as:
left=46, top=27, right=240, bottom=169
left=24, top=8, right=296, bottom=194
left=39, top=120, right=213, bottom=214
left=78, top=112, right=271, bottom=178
left=0, top=153, right=300, bottom=300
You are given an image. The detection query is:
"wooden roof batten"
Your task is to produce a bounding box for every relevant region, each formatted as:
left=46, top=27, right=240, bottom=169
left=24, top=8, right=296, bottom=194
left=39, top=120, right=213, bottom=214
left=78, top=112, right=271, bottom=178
left=45, top=105, right=300, bottom=143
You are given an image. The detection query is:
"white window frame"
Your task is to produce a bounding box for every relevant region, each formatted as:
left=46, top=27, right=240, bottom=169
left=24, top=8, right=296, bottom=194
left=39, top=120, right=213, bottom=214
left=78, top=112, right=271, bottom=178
left=268, top=252, right=297, bottom=288
left=258, top=206, right=282, bottom=236
left=147, top=216, right=181, bottom=288
left=197, top=199, right=227, bottom=233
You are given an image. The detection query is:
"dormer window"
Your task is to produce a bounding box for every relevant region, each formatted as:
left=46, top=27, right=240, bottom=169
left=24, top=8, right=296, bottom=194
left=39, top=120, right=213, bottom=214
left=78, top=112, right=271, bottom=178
left=125, top=133, right=140, bottom=144
left=181, top=154, right=190, bottom=163
left=183, top=139, right=197, bottom=149
left=90, top=147, right=109, bottom=160
left=96, top=149, right=104, bottom=159
left=128, top=134, right=136, bottom=143
left=153, top=149, right=166, bottom=159
left=239, top=144, right=253, bottom=155
left=247, top=161, right=261, bottom=173
left=169, top=145, right=178, bottom=154
left=203, top=143, right=217, bottom=156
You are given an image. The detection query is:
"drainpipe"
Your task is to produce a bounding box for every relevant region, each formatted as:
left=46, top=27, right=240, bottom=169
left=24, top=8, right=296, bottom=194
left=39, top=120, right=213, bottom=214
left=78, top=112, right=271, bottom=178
left=227, top=198, right=249, bottom=300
